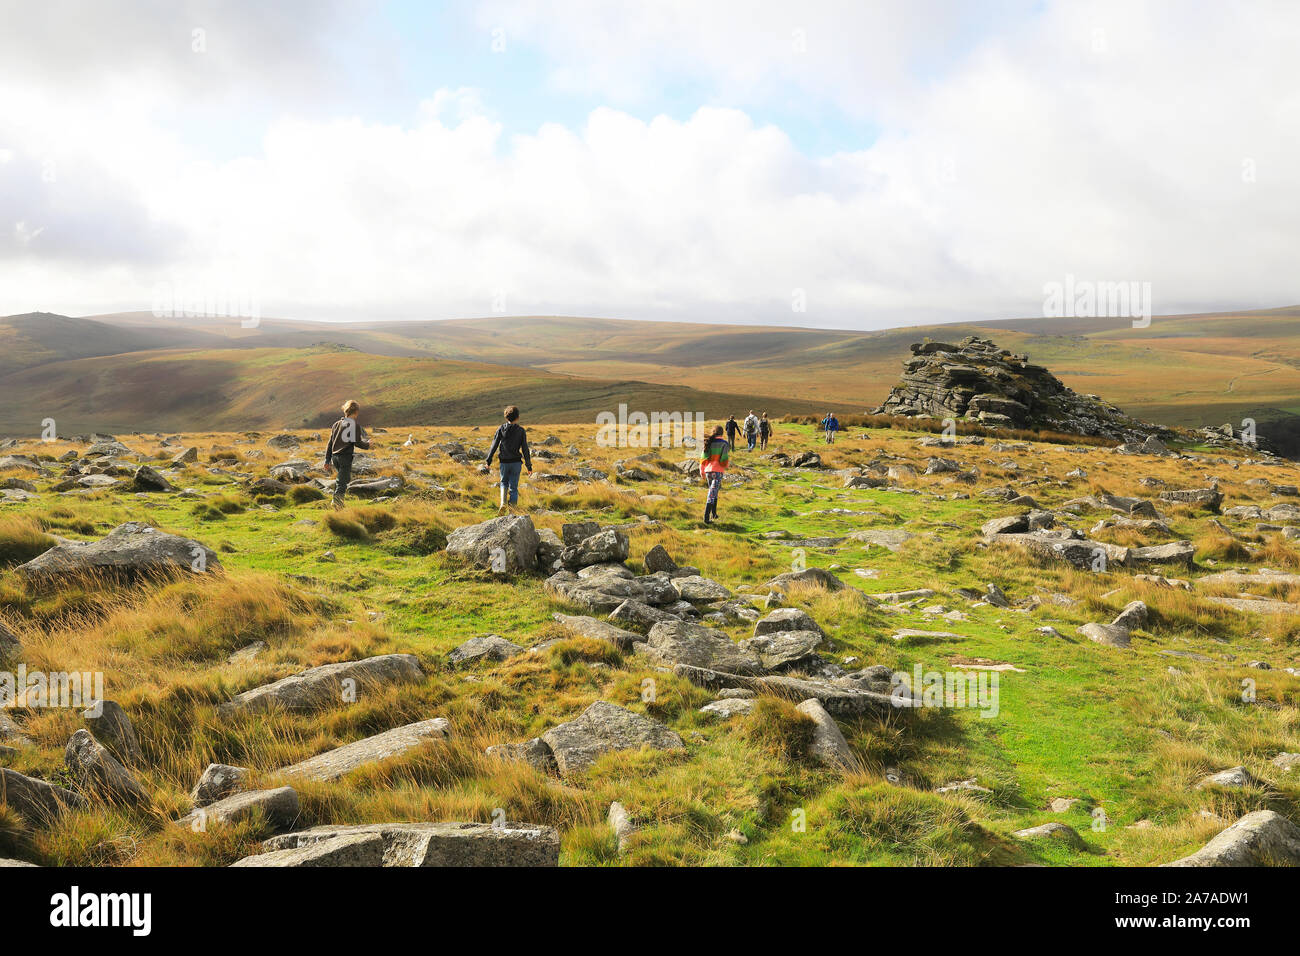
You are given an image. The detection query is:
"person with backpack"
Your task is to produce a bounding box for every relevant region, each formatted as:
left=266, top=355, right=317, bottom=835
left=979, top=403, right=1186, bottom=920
left=323, top=399, right=371, bottom=510
left=758, top=413, right=771, bottom=450
left=699, top=424, right=730, bottom=524
left=821, top=412, right=840, bottom=444
left=725, top=415, right=740, bottom=448
left=485, top=404, right=532, bottom=510
left=743, top=410, right=759, bottom=452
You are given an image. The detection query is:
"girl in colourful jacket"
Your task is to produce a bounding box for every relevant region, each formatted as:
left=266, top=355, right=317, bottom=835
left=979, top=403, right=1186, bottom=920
left=699, top=425, right=731, bottom=524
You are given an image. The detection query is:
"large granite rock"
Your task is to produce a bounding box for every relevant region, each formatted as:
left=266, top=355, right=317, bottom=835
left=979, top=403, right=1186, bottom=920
left=191, top=763, right=250, bottom=806
left=560, top=529, right=630, bottom=569
left=218, top=654, right=423, bottom=716
left=278, top=718, right=451, bottom=781
left=445, top=635, right=523, bottom=667
left=16, top=522, right=221, bottom=584
left=85, top=700, right=143, bottom=765
left=0, top=768, right=86, bottom=822
left=1159, top=487, right=1224, bottom=513
left=446, top=515, right=540, bottom=573
left=551, top=613, right=642, bottom=651
left=540, top=701, right=684, bottom=777
left=672, top=664, right=912, bottom=718
left=545, top=567, right=677, bottom=613
left=178, top=786, right=299, bottom=830
left=1164, top=810, right=1300, bottom=866
left=232, top=821, right=560, bottom=867
left=640, top=620, right=763, bottom=674
left=65, top=729, right=149, bottom=806
left=989, top=532, right=1128, bottom=570
left=1080, top=600, right=1148, bottom=648
left=765, top=568, right=846, bottom=593
left=796, top=698, right=855, bottom=769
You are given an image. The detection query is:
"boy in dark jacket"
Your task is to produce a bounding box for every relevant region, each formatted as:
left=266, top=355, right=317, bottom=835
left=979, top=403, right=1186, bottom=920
left=725, top=415, right=740, bottom=447
left=324, top=399, right=371, bottom=510
left=485, top=405, right=532, bottom=509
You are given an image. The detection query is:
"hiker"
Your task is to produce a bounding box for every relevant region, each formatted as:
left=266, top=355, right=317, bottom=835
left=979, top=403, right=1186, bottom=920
left=758, top=412, right=771, bottom=450
left=725, top=415, right=740, bottom=448
left=821, top=411, right=840, bottom=444
left=743, top=410, right=759, bottom=452
left=699, top=424, right=730, bottom=524
left=485, top=404, right=532, bottom=510
left=323, top=399, right=371, bottom=510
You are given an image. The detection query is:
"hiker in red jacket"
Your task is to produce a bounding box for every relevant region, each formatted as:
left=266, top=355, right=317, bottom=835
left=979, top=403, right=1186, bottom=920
left=699, top=425, right=731, bottom=524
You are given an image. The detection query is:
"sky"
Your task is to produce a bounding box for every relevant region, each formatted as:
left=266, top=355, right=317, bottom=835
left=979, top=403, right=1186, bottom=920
left=0, top=0, right=1296, bottom=330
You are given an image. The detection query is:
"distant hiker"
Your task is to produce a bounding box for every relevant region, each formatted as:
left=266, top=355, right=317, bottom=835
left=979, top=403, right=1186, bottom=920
left=821, top=412, right=840, bottom=444
left=485, top=405, right=532, bottom=510
left=323, top=400, right=371, bottom=510
left=758, top=413, right=771, bottom=450
left=725, top=415, right=740, bottom=448
left=699, top=425, right=731, bottom=524
left=743, top=410, right=759, bottom=452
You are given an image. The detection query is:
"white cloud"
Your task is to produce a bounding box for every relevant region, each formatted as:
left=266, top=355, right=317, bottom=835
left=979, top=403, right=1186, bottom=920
left=0, top=0, right=1297, bottom=326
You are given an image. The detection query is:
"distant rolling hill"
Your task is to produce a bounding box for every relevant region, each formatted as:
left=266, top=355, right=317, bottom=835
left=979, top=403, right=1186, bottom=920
left=0, top=312, right=207, bottom=377
left=0, top=344, right=844, bottom=436
left=4, top=306, right=1300, bottom=453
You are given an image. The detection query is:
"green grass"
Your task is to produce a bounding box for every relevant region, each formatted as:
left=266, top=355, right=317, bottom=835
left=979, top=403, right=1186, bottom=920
left=0, top=421, right=1296, bottom=866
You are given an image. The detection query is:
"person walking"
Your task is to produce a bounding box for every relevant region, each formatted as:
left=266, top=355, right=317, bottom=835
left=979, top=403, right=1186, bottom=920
left=821, top=411, right=840, bottom=444
left=758, top=413, right=771, bottom=450
left=323, top=399, right=371, bottom=510
left=725, top=415, right=740, bottom=449
left=743, top=410, right=759, bottom=452
left=699, top=424, right=730, bottom=524
left=485, top=405, right=532, bottom=510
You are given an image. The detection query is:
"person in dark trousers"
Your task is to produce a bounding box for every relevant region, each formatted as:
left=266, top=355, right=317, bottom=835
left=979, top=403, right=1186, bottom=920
left=743, top=410, right=759, bottom=451
left=758, top=413, right=771, bottom=450
left=725, top=415, right=740, bottom=448
left=485, top=404, right=532, bottom=510
left=323, top=399, right=371, bottom=510
left=699, top=424, right=730, bottom=524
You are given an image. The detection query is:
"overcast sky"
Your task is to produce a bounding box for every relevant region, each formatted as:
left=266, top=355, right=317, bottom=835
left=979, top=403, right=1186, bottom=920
left=0, top=0, right=1296, bottom=329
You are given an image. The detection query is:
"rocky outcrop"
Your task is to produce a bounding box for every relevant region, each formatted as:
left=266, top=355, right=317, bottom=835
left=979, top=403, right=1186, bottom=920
left=876, top=336, right=1167, bottom=440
